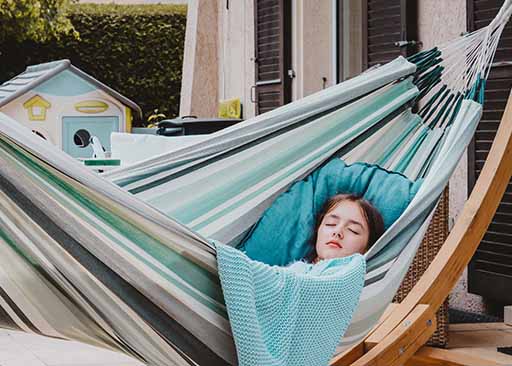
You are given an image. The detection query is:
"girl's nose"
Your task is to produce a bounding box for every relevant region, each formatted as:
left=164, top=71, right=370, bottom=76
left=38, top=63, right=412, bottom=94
left=332, top=231, right=343, bottom=238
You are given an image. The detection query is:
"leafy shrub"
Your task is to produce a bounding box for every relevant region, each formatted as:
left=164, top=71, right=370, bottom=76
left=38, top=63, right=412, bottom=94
left=0, top=0, right=76, bottom=43
left=0, top=4, right=187, bottom=125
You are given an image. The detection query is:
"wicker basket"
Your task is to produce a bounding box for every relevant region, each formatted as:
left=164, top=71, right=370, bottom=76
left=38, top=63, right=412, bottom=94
left=393, top=187, right=450, bottom=347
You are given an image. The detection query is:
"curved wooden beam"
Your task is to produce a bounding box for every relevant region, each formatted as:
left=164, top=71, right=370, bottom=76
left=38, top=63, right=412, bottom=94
left=354, top=304, right=436, bottom=366
left=331, top=92, right=512, bottom=365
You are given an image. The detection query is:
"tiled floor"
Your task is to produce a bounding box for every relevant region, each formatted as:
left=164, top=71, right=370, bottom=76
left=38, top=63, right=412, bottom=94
left=0, top=330, right=143, bottom=366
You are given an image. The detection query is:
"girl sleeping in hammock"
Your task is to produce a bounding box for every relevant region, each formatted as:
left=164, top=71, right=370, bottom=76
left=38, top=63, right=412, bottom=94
left=305, top=193, right=385, bottom=263
left=219, top=193, right=381, bottom=366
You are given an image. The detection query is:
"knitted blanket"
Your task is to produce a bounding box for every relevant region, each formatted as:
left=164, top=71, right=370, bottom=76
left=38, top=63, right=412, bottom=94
left=215, top=243, right=366, bottom=366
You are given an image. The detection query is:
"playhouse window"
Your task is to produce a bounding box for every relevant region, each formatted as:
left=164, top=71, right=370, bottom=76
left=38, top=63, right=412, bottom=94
left=32, top=106, right=43, bottom=117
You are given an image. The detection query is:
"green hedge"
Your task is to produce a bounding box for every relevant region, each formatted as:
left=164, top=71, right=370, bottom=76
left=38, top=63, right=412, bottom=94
left=0, top=4, right=187, bottom=125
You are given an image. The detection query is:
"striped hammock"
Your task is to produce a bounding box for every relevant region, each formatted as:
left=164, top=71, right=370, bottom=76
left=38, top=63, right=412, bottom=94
left=0, top=3, right=511, bottom=365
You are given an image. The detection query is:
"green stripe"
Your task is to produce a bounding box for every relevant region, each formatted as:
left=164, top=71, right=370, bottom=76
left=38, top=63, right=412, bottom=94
left=83, top=159, right=121, bottom=166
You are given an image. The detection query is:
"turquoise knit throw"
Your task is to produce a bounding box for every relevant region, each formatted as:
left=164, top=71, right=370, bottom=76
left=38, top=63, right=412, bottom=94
left=216, top=243, right=366, bottom=366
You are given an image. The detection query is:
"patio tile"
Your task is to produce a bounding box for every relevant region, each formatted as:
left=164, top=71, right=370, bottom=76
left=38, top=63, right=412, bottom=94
left=0, top=330, right=144, bottom=366
left=0, top=353, right=46, bottom=366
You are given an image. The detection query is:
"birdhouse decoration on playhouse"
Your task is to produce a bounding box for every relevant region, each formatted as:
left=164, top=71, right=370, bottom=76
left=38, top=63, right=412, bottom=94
left=0, top=60, right=141, bottom=158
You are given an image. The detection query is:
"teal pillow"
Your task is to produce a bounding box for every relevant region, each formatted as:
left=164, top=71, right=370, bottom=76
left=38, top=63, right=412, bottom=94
left=238, top=158, right=422, bottom=266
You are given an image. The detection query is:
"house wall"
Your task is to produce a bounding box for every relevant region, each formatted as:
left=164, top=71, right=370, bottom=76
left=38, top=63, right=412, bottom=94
left=345, top=0, right=363, bottom=79
left=217, top=0, right=255, bottom=119
left=292, top=1, right=334, bottom=100
left=179, top=0, right=219, bottom=118
left=216, top=0, right=335, bottom=119
left=183, top=0, right=337, bottom=119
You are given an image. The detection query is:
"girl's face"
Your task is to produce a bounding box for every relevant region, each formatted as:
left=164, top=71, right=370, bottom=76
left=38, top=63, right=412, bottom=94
left=315, top=200, right=370, bottom=260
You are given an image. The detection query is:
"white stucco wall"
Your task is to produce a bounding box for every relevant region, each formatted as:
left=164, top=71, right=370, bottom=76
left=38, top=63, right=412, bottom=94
left=217, top=0, right=256, bottom=119
left=180, top=0, right=219, bottom=118
left=292, top=0, right=333, bottom=100
left=345, top=0, right=362, bottom=79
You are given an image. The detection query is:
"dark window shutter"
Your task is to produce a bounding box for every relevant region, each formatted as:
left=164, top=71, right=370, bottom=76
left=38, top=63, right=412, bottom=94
left=254, top=0, right=292, bottom=115
left=362, top=0, right=418, bottom=70
left=467, top=0, right=512, bottom=304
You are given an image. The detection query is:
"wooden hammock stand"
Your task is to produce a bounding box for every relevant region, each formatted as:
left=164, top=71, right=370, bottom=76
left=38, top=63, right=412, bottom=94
left=329, top=92, right=512, bottom=366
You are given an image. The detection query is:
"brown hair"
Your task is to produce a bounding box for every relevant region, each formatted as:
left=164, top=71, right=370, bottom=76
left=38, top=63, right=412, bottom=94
left=306, top=193, right=385, bottom=262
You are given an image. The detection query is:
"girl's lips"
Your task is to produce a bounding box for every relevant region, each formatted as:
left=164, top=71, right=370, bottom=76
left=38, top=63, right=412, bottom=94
left=327, top=241, right=342, bottom=249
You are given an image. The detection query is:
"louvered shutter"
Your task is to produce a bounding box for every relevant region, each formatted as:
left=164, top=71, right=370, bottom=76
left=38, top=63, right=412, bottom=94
left=362, top=0, right=418, bottom=70
left=467, top=0, right=512, bottom=303
left=254, top=0, right=292, bottom=115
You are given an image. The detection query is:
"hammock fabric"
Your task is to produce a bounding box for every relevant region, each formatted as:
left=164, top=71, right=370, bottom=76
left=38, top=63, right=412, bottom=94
left=0, top=2, right=511, bottom=365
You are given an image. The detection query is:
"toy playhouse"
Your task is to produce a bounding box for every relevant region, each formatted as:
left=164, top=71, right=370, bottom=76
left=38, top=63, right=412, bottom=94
left=0, top=60, right=141, bottom=158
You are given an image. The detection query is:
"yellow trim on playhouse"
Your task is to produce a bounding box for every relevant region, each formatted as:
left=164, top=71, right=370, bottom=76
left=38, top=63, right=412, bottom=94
left=74, top=100, right=109, bottom=114
left=125, top=107, right=132, bottom=133
left=23, top=95, right=51, bottom=121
